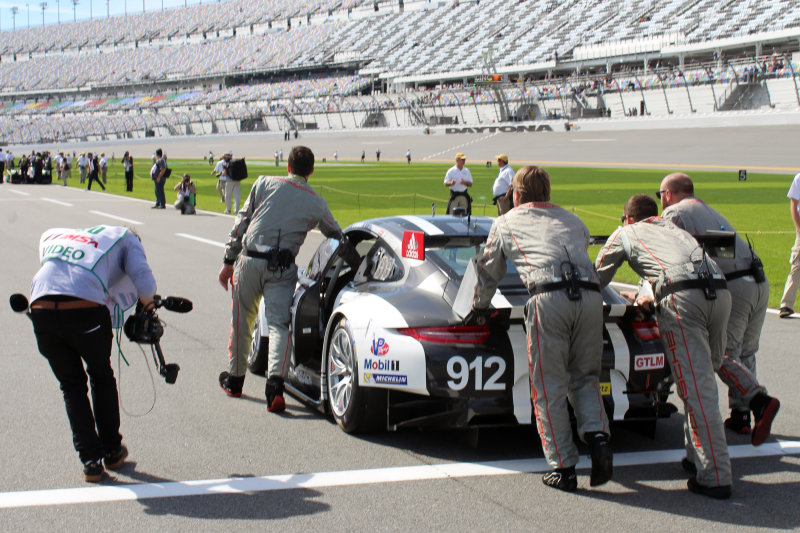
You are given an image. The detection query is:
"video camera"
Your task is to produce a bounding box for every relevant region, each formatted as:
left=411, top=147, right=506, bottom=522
left=123, top=294, right=192, bottom=384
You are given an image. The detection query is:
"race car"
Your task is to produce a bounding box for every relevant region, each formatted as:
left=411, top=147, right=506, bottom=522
left=249, top=214, right=674, bottom=434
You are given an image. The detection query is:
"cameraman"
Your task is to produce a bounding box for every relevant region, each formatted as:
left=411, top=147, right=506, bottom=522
left=173, top=173, right=197, bottom=214
left=27, top=225, right=156, bottom=482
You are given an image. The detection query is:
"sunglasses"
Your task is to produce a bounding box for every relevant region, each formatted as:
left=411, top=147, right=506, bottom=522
left=655, top=190, right=667, bottom=199
left=620, top=214, right=626, bottom=223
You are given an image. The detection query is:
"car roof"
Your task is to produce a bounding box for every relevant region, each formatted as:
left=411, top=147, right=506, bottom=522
left=345, top=214, right=495, bottom=244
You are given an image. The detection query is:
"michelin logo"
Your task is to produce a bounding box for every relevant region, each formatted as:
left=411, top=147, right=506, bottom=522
left=373, top=374, right=408, bottom=385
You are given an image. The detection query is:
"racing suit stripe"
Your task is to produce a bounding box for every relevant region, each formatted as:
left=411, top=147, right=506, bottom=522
left=672, top=294, right=722, bottom=486
left=532, top=295, right=564, bottom=467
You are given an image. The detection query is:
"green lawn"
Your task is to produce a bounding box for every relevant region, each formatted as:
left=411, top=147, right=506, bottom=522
left=78, top=159, right=796, bottom=308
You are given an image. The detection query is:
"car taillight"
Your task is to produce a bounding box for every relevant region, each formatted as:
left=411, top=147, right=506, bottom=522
left=398, top=325, right=490, bottom=344
left=632, top=321, right=660, bottom=340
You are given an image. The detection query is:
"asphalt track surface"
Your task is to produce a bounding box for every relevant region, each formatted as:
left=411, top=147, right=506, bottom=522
left=1, top=127, right=799, bottom=531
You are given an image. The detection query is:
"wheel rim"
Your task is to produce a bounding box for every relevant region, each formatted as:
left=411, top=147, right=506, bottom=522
left=328, top=325, right=355, bottom=418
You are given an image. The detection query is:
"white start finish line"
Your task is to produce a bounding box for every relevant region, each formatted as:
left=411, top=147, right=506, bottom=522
left=1, top=440, right=797, bottom=509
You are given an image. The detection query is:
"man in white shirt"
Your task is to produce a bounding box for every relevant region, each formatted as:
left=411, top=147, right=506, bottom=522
left=53, top=152, right=64, bottom=185
left=78, top=153, right=89, bottom=184
left=100, top=153, right=108, bottom=184
left=444, top=152, right=473, bottom=215
left=779, top=172, right=800, bottom=317
left=492, top=153, right=514, bottom=215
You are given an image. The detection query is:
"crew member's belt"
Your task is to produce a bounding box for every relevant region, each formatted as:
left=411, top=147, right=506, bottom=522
left=31, top=298, right=102, bottom=310
left=245, top=248, right=295, bottom=271
left=659, top=277, right=727, bottom=299
left=725, top=269, right=753, bottom=281
left=528, top=280, right=600, bottom=296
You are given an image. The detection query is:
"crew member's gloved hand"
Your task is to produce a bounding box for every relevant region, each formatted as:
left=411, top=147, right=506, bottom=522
left=464, top=307, right=497, bottom=326
left=340, top=237, right=362, bottom=270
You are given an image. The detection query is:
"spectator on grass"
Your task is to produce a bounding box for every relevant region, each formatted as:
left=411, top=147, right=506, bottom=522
left=86, top=152, right=105, bottom=191
left=173, top=173, right=197, bottom=215
left=492, top=154, right=514, bottom=215
left=779, top=171, right=800, bottom=318
left=100, top=153, right=108, bottom=184
left=444, top=152, right=473, bottom=215
left=78, top=153, right=89, bottom=184
left=122, top=151, right=134, bottom=192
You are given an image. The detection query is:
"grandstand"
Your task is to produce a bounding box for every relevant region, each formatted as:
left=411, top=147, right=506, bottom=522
left=1, top=0, right=799, bottom=145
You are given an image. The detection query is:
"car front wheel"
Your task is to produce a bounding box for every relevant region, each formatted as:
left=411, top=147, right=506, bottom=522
left=327, top=317, right=386, bottom=433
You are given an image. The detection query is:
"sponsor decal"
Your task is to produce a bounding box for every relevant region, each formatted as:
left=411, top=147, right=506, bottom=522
left=370, top=337, right=389, bottom=356
left=364, top=358, right=399, bottom=372
left=444, top=125, right=554, bottom=134
left=598, top=382, right=611, bottom=396
left=373, top=373, right=408, bottom=385
left=634, top=354, right=665, bottom=371
left=363, top=372, right=371, bottom=384
left=401, top=230, right=424, bottom=260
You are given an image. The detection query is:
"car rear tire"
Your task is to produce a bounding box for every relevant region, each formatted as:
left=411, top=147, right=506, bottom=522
left=327, top=317, right=386, bottom=433
left=247, top=319, right=269, bottom=376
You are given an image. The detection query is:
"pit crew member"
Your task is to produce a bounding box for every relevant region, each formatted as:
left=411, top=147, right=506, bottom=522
left=659, top=172, right=779, bottom=443
left=595, top=194, right=732, bottom=499
left=217, top=146, right=346, bottom=412
left=472, top=165, right=612, bottom=492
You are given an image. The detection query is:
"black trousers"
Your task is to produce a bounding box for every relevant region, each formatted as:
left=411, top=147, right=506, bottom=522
left=125, top=168, right=134, bottom=191
left=31, top=305, right=121, bottom=463
left=87, top=171, right=105, bottom=190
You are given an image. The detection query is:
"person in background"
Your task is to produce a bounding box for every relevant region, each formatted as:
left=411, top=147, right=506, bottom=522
left=492, top=153, right=514, bottom=215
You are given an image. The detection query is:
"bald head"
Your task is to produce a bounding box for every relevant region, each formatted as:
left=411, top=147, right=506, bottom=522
left=659, top=172, right=694, bottom=208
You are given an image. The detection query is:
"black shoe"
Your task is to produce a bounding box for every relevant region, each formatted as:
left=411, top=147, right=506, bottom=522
left=266, top=376, right=286, bottom=413
left=219, top=371, right=244, bottom=398
left=83, top=459, right=104, bottom=482
left=779, top=307, right=794, bottom=318
left=586, top=432, right=613, bottom=487
left=687, top=477, right=731, bottom=500
left=750, top=394, right=780, bottom=446
left=151, top=204, right=161, bottom=209
left=104, top=444, right=128, bottom=470
left=724, top=409, right=751, bottom=435
left=542, top=467, right=578, bottom=492
left=681, top=457, right=697, bottom=475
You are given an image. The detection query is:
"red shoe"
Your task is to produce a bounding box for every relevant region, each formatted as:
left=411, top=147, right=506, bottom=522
left=267, top=394, right=285, bottom=413
left=219, top=372, right=244, bottom=398
left=751, top=396, right=780, bottom=446
left=724, top=410, right=751, bottom=435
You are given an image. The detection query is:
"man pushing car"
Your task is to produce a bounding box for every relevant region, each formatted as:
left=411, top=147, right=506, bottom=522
left=470, top=165, right=612, bottom=492
left=217, top=145, right=346, bottom=412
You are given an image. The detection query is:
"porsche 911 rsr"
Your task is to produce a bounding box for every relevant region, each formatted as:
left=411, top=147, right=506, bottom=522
left=249, top=214, right=674, bottom=434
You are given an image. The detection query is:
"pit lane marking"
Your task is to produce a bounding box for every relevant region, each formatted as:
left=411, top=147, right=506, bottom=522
left=1, top=440, right=797, bottom=509
left=7, top=189, right=30, bottom=196
left=89, top=210, right=143, bottom=225
left=176, top=233, right=226, bottom=248
left=42, top=197, right=73, bottom=207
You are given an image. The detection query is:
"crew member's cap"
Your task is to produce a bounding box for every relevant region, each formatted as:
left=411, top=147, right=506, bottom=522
left=495, top=154, right=508, bottom=163
left=455, top=152, right=466, bottom=160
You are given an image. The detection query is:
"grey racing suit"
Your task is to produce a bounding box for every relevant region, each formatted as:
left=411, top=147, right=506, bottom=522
left=662, top=197, right=768, bottom=412
left=473, top=202, right=609, bottom=470
left=223, top=174, right=343, bottom=379
left=595, top=216, right=732, bottom=488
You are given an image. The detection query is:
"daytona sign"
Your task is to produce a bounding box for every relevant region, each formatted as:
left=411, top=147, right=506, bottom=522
left=445, top=125, right=554, bottom=134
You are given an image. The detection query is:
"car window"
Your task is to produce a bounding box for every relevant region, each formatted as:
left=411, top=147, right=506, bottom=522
left=307, top=237, right=340, bottom=281
left=427, top=244, right=521, bottom=287
left=426, top=246, right=479, bottom=278
left=354, top=241, right=403, bottom=283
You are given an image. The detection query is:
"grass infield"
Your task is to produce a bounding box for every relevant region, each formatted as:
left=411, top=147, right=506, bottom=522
left=76, top=158, right=796, bottom=309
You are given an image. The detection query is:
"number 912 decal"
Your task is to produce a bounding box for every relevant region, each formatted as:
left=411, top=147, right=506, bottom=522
left=446, top=355, right=506, bottom=391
